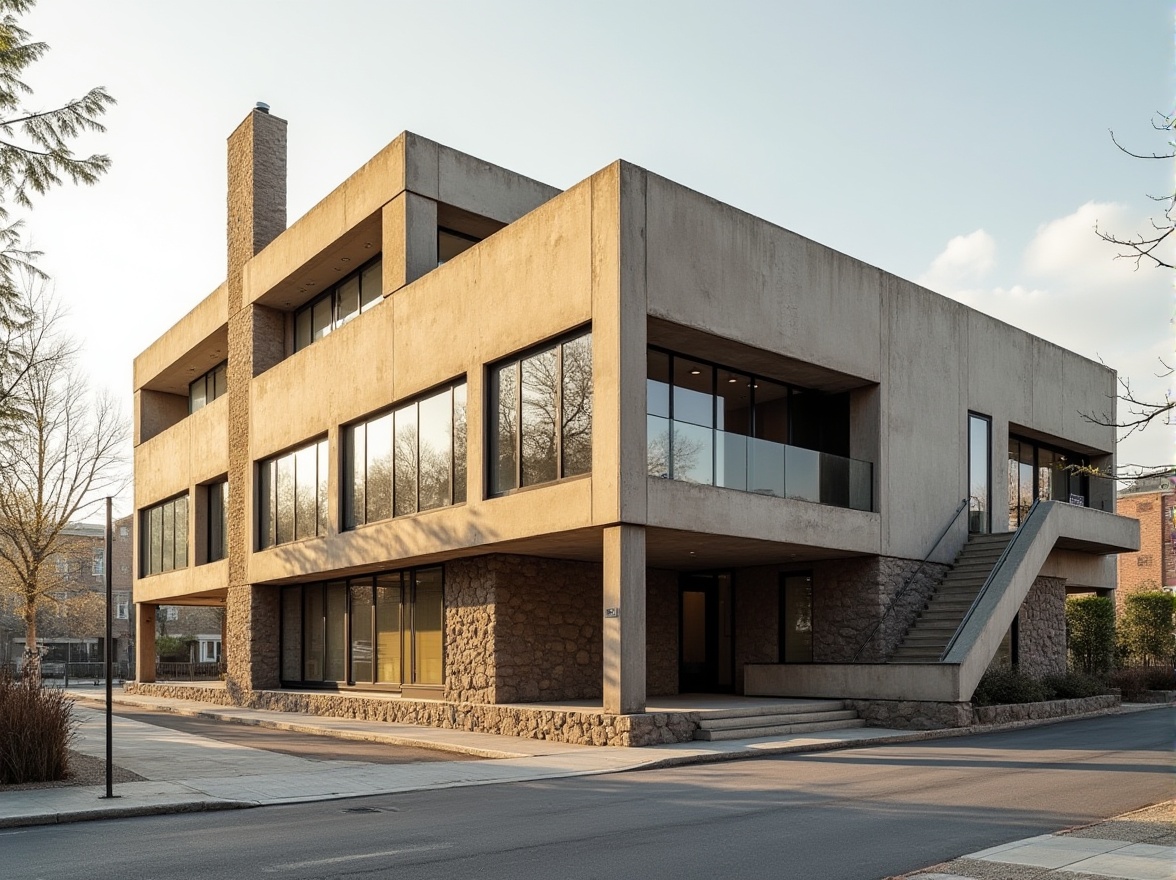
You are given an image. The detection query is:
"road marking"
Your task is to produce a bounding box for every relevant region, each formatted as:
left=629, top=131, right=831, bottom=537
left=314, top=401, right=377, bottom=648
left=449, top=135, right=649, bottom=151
left=264, top=843, right=452, bottom=871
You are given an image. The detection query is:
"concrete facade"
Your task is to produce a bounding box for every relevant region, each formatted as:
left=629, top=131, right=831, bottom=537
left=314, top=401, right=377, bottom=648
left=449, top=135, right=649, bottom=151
left=130, top=106, right=1138, bottom=740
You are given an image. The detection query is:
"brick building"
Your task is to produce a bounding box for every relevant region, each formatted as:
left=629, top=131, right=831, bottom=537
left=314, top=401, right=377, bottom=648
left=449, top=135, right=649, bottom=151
left=1115, top=476, right=1176, bottom=609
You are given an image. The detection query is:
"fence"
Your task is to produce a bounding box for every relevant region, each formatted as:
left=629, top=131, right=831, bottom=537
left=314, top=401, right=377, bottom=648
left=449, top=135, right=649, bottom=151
left=5, top=659, right=222, bottom=684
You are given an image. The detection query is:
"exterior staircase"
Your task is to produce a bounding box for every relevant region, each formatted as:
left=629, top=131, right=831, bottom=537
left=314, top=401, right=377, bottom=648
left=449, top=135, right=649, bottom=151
left=889, top=532, right=1014, bottom=663
left=693, top=699, right=864, bottom=741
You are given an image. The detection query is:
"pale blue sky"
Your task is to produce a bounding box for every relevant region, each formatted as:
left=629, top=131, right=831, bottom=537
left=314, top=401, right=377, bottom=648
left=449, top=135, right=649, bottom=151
left=19, top=1, right=1175, bottom=505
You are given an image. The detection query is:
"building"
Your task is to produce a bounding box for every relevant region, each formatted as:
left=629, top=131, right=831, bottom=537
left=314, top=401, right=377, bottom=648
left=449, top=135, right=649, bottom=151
left=129, top=106, right=1138, bottom=745
left=1115, top=476, right=1176, bottom=607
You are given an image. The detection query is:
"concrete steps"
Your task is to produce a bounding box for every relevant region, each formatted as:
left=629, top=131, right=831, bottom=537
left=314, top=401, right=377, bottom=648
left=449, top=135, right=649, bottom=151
left=889, top=532, right=1013, bottom=663
left=693, top=700, right=865, bottom=741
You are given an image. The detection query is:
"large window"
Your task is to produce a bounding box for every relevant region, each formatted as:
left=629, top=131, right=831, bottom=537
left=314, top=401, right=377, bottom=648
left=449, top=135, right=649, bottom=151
left=140, top=494, right=189, bottom=576
left=969, top=413, right=991, bottom=533
left=189, top=361, right=227, bottom=414
left=293, top=257, right=383, bottom=353
left=343, top=381, right=467, bottom=529
left=280, top=566, right=443, bottom=689
left=488, top=330, right=592, bottom=495
left=206, top=479, right=228, bottom=563
left=1007, top=436, right=1089, bottom=529
left=647, top=347, right=870, bottom=511
left=258, top=439, right=329, bottom=549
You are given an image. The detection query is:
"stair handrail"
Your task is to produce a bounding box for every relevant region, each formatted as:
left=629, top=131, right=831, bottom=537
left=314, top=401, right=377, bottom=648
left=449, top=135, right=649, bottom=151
left=939, top=498, right=1040, bottom=661
left=851, top=496, right=968, bottom=662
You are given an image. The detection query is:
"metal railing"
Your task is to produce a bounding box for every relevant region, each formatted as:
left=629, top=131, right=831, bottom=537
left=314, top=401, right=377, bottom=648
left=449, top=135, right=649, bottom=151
left=155, top=661, right=223, bottom=681
left=940, top=498, right=1039, bottom=661
left=851, top=497, right=969, bottom=662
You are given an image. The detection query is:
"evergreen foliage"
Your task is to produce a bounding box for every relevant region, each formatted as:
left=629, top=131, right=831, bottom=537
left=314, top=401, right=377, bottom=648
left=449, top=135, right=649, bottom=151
left=1118, top=589, right=1176, bottom=667
left=1065, top=595, right=1116, bottom=676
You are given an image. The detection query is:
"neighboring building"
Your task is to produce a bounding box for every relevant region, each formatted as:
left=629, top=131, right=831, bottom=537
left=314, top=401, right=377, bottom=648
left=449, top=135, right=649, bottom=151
left=1115, top=475, right=1176, bottom=608
left=129, top=106, right=1138, bottom=744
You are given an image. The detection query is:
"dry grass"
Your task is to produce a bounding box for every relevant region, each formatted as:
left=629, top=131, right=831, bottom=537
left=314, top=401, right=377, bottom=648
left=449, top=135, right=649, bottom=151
left=0, top=670, right=77, bottom=784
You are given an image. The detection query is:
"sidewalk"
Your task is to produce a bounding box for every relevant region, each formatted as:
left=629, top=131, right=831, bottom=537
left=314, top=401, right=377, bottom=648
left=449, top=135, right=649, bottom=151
left=0, top=688, right=1168, bottom=830
left=898, top=801, right=1175, bottom=880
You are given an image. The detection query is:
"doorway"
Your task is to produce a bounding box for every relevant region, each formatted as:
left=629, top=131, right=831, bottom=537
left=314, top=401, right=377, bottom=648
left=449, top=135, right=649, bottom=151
left=679, top=572, right=733, bottom=692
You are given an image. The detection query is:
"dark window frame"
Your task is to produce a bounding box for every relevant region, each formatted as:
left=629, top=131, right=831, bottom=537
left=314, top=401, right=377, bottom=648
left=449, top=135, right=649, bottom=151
left=188, top=361, right=227, bottom=414
left=139, top=493, right=190, bottom=577
left=1007, top=433, right=1090, bottom=528
left=205, top=479, right=228, bottom=563
left=292, top=255, right=384, bottom=353
left=257, top=437, right=330, bottom=550
left=968, top=412, right=992, bottom=534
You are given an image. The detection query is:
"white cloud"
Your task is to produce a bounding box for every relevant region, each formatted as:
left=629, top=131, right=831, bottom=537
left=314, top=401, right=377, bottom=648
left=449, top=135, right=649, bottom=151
left=917, top=229, right=996, bottom=291
left=1024, top=201, right=1162, bottom=289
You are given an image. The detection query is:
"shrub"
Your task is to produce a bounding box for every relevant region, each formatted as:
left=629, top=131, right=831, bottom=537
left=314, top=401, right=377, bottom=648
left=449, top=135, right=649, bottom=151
left=155, top=635, right=191, bottom=662
left=1066, top=596, right=1116, bottom=675
left=971, top=666, right=1048, bottom=706
left=1118, top=590, right=1176, bottom=667
left=0, top=670, right=76, bottom=784
left=1110, top=665, right=1175, bottom=701
left=1041, top=672, right=1109, bottom=700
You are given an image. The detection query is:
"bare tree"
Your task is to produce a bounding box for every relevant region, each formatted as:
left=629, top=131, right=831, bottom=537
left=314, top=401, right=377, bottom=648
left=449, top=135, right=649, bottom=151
left=0, top=285, right=125, bottom=678
left=1095, top=112, right=1174, bottom=271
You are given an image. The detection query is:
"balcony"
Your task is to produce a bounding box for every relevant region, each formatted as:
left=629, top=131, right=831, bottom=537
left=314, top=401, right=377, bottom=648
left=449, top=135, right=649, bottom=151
left=647, top=415, right=873, bottom=512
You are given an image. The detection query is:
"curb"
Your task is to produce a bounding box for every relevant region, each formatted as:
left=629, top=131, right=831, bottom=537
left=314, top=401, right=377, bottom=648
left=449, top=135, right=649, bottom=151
left=0, top=799, right=253, bottom=829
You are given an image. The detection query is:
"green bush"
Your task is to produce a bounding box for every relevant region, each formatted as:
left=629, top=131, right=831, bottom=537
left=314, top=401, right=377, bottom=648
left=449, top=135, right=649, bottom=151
left=1118, top=590, right=1176, bottom=667
left=971, top=667, right=1049, bottom=706
left=1042, top=672, right=1110, bottom=700
left=0, top=670, right=76, bottom=784
left=155, top=635, right=191, bottom=662
left=1066, top=595, right=1116, bottom=675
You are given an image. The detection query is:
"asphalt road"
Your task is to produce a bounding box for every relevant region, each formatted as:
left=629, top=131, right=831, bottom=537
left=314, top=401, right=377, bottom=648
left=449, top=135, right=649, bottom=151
left=4, top=709, right=1171, bottom=880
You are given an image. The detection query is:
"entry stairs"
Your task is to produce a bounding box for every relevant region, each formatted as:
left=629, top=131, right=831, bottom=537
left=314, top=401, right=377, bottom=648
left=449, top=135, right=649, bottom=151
left=889, top=532, right=1014, bottom=663
left=693, top=699, right=864, bottom=741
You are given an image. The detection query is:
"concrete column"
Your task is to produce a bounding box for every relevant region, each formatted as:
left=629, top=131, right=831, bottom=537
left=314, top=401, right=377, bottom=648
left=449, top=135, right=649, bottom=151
left=382, top=191, right=438, bottom=296
left=135, top=603, right=156, bottom=683
left=602, top=524, right=646, bottom=714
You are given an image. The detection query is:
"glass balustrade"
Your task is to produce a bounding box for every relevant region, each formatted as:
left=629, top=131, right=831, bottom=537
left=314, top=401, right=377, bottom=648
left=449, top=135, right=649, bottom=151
left=646, top=415, right=873, bottom=512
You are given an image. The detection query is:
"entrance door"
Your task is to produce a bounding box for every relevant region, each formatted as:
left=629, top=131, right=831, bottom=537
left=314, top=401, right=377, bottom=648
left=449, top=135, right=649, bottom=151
left=679, top=573, right=733, bottom=692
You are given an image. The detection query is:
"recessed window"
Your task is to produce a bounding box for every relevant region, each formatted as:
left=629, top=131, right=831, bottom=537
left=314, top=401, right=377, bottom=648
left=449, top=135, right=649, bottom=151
left=206, top=480, right=228, bottom=563
left=488, top=330, right=593, bottom=496
left=91, top=548, right=105, bottom=577
left=189, top=361, right=227, bottom=414
left=343, top=381, right=467, bottom=529
left=140, top=495, right=189, bottom=576
left=257, top=439, right=329, bottom=549
left=293, top=257, right=382, bottom=352
left=438, top=227, right=481, bottom=265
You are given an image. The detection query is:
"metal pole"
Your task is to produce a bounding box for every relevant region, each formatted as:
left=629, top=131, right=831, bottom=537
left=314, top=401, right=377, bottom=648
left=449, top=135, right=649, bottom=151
left=101, top=496, right=117, bottom=799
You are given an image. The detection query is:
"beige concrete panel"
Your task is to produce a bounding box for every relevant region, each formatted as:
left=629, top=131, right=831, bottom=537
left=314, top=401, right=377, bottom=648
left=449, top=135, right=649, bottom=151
left=248, top=477, right=595, bottom=584
left=134, top=284, right=228, bottom=392
left=134, top=560, right=229, bottom=605
left=616, top=163, right=649, bottom=524
left=246, top=136, right=405, bottom=303
left=881, top=278, right=968, bottom=562
left=745, top=662, right=960, bottom=702
left=135, top=602, right=156, bottom=683
left=643, top=171, right=882, bottom=383
left=602, top=524, right=646, bottom=714
left=403, top=133, right=439, bottom=199
left=428, top=137, right=561, bottom=224
left=135, top=389, right=188, bottom=446
left=1039, top=549, right=1116, bottom=590
left=382, top=192, right=438, bottom=294
left=134, top=396, right=229, bottom=508
left=647, top=478, right=881, bottom=556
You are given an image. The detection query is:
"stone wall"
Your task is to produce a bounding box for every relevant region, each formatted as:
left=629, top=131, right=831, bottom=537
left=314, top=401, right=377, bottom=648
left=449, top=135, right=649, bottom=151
left=1017, top=575, right=1067, bottom=677
left=646, top=568, right=679, bottom=696
left=125, top=681, right=699, bottom=747
left=734, top=567, right=778, bottom=692
left=972, top=694, right=1119, bottom=725
left=851, top=693, right=1120, bottom=730
left=444, top=558, right=498, bottom=704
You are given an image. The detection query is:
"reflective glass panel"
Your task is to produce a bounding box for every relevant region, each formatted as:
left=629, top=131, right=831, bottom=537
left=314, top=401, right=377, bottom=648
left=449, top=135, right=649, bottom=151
left=161, top=501, right=174, bottom=572
left=375, top=574, right=402, bottom=684
left=212, top=363, right=227, bottom=399
left=174, top=496, right=188, bottom=568
left=360, top=260, right=382, bottom=310
left=753, top=379, right=789, bottom=444
left=716, top=369, right=752, bottom=435
left=716, top=428, right=747, bottom=491
left=561, top=334, right=592, bottom=478
left=968, top=415, right=990, bottom=533
left=366, top=413, right=393, bottom=523
left=521, top=347, right=558, bottom=486
left=148, top=505, right=162, bottom=575
left=646, top=350, right=670, bottom=418
left=673, top=358, right=713, bottom=427
left=258, top=460, right=275, bottom=548
left=748, top=436, right=786, bottom=497
left=317, top=440, right=329, bottom=536
left=413, top=569, right=443, bottom=685
left=311, top=295, right=333, bottom=342
left=418, top=388, right=452, bottom=510
left=350, top=581, right=373, bottom=684
left=189, top=375, right=207, bottom=413
left=490, top=362, right=518, bottom=494
left=785, top=445, right=820, bottom=503
left=671, top=419, right=713, bottom=484
left=281, top=587, right=302, bottom=681
left=781, top=574, right=813, bottom=663
left=394, top=403, right=418, bottom=516
left=336, top=276, right=360, bottom=325
left=294, top=308, right=312, bottom=352
left=343, top=424, right=364, bottom=529
left=294, top=444, right=318, bottom=540
left=276, top=452, right=295, bottom=544
left=325, top=582, right=347, bottom=681
left=647, top=414, right=671, bottom=478
left=453, top=383, right=467, bottom=503
left=303, top=586, right=324, bottom=682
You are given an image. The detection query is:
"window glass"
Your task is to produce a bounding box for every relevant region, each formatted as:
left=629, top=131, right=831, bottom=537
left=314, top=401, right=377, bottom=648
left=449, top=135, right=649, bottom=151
left=212, top=363, right=228, bottom=399
left=311, top=296, right=333, bottom=342
left=350, top=581, right=373, bottom=684
left=336, top=276, right=360, bottom=325
left=344, top=424, right=364, bottom=530
left=647, top=349, right=670, bottom=418
left=189, top=375, right=207, bottom=413
left=438, top=228, right=479, bottom=264
left=490, top=362, right=518, bottom=495
left=968, top=415, right=990, bottom=534
left=360, top=260, right=382, bottom=310
left=260, top=439, right=326, bottom=548
left=295, top=308, right=312, bottom=352
left=161, top=502, right=175, bottom=573
left=366, top=413, right=393, bottom=523
left=418, top=388, right=452, bottom=511
left=561, top=334, right=592, bottom=477
left=318, top=440, right=329, bottom=536
left=207, top=480, right=227, bottom=562
left=673, top=358, right=713, bottom=428
left=780, top=574, right=814, bottom=663
left=174, top=495, right=188, bottom=568
left=276, top=452, right=295, bottom=545
left=303, top=586, right=324, bottom=682
left=716, top=368, right=752, bottom=436
left=325, top=582, right=347, bottom=681
left=375, top=573, right=402, bottom=684
left=281, top=587, right=302, bottom=681
left=413, top=569, right=443, bottom=685
left=148, top=505, right=162, bottom=575
left=453, top=383, right=467, bottom=504
left=258, top=461, right=275, bottom=548
left=752, top=378, right=789, bottom=445
left=521, top=347, right=558, bottom=486
left=394, top=403, right=418, bottom=516
left=295, top=444, right=318, bottom=540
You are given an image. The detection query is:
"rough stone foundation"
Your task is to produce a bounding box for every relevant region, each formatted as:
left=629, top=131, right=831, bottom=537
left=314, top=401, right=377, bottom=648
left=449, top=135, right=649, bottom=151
left=124, top=682, right=699, bottom=747
left=1016, top=575, right=1067, bottom=678
left=850, top=693, right=1120, bottom=730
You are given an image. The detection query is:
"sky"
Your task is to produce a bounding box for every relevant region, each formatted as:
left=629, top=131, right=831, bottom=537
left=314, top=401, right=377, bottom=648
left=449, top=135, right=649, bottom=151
left=15, top=0, right=1175, bottom=516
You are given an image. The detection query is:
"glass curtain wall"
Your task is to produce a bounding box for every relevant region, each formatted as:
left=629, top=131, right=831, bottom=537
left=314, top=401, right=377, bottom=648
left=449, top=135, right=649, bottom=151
left=140, top=494, right=189, bottom=576
left=258, top=438, right=330, bottom=549
left=489, top=330, right=592, bottom=495
left=189, top=361, right=227, bottom=414
left=294, top=258, right=383, bottom=353
left=1007, top=436, right=1089, bottom=529
left=280, top=567, right=444, bottom=688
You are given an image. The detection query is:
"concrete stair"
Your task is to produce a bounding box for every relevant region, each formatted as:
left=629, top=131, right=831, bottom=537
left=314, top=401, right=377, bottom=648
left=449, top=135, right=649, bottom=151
left=693, top=699, right=865, bottom=741
left=889, top=532, right=1013, bottom=664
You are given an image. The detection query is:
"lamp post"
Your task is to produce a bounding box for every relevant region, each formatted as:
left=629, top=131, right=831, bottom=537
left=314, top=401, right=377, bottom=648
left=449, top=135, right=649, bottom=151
left=100, top=496, right=117, bottom=800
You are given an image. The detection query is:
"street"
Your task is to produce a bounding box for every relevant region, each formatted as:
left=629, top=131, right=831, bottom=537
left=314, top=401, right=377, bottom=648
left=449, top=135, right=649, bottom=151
left=4, top=709, right=1172, bottom=880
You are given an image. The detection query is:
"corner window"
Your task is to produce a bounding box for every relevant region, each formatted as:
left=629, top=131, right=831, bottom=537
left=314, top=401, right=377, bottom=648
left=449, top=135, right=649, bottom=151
left=258, top=439, right=329, bottom=549
left=293, top=257, right=382, bottom=352
left=140, top=495, right=189, bottom=576
left=189, top=361, right=227, bottom=414
left=343, top=381, right=467, bottom=529
left=488, top=330, right=593, bottom=496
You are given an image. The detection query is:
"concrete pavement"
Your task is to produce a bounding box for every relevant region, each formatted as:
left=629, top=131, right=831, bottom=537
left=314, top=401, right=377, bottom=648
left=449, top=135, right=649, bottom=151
left=0, top=688, right=1168, bottom=833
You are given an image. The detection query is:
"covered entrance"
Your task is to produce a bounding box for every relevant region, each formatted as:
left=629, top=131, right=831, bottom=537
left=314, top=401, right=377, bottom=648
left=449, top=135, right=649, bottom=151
left=679, top=572, right=733, bottom=692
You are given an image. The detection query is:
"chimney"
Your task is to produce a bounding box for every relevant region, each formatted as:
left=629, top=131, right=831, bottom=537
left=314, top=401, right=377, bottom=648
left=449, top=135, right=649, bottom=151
left=226, top=102, right=287, bottom=291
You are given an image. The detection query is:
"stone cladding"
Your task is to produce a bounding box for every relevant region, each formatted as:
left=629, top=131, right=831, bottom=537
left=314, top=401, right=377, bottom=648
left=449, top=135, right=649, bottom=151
left=1016, top=575, right=1067, bottom=678
left=645, top=569, right=679, bottom=696
left=972, top=694, right=1119, bottom=725
left=851, top=693, right=1119, bottom=729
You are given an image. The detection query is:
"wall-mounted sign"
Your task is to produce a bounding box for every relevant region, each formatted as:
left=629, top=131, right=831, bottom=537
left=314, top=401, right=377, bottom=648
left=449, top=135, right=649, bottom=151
left=604, top=607, right=619, bottom=619
left=1069, top=494, right=1084, bottom=506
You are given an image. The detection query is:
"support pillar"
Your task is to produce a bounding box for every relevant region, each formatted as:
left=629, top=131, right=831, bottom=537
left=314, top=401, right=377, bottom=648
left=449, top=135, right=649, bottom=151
left=602, top=524, right=646, bottom=714
left=135, top=603, right=156, bottom=683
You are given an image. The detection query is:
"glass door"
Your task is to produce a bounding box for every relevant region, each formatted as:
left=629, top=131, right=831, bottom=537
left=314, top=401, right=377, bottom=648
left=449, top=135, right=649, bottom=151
left=679, top=573, right=733, bottom=692
left=779, top=573, right=813, bottom=662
